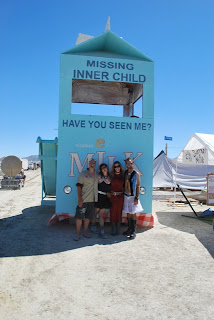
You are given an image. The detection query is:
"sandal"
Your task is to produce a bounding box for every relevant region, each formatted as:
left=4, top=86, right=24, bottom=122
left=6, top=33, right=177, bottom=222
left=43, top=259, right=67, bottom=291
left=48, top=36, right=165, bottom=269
left=83, top=234, right=91, bottom=238
left=73, top=235, right=80, bottom=241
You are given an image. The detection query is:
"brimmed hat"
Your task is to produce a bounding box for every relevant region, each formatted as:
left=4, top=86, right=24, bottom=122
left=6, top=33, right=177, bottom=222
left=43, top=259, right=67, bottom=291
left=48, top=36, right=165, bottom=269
left=124, top=157, right=134, bottom=163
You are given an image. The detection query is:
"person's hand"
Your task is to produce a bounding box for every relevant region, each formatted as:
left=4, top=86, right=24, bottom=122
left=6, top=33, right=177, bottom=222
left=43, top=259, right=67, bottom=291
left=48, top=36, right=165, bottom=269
left=78, top=198, right=83, bottom=207
left=134, top=198, right=138, bottom=205
left=107, top=192, right=111, bottom=198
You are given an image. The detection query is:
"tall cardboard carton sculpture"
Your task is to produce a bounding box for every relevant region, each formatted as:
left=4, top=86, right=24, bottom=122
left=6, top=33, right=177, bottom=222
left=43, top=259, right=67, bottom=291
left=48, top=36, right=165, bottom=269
left=41, top=30, right=154, bottom=227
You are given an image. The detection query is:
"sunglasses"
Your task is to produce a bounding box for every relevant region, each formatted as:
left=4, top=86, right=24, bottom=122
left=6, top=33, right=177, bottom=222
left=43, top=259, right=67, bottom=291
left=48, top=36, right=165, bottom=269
left=114, top=165, right=120, bottom=168
left=101, top=166, right=107, bottom=170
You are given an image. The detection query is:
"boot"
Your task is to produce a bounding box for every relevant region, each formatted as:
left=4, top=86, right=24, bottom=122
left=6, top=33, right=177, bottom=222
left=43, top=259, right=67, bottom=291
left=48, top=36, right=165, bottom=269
left=111, top=223, right=117, bottom=236
left=128, top=219, right=137, bottom=239
left=90, top=224, right=98, bottom=234
left=116, top=222, right=120, bottom=235
left=99, top=226, right=108, bottom=239
left=123, top=218, right=132, bottom=236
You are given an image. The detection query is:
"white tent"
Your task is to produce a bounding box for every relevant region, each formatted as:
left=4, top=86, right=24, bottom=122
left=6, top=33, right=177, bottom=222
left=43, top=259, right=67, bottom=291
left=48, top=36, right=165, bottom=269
left=153, top=151, right=174, bottom=188
left=153, top=151, right=214, bottom=190
left=177, top=133, right=214, bottom=165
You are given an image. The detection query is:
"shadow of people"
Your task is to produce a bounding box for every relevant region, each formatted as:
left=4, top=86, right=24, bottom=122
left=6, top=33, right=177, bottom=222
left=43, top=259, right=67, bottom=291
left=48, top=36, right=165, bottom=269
left=156, top=210, right=214, bottom=258
left=0, top=205, right=150, bottom=258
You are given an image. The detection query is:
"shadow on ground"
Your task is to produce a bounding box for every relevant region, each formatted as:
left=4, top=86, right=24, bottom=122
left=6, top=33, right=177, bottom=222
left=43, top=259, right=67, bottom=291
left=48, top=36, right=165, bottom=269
left=0, top=205, right=149, bottom=257
left=156, top=210, right=214, bottom=258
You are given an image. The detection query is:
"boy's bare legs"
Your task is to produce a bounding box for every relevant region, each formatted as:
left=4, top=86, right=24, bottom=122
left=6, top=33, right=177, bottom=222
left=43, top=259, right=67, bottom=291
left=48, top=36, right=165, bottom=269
left=83, top=218, right=90, bottom=236
left=75, top=219, right=82, bottom=239
left=99, top=208, right=107, bottom=238
left=90, top=208, right=99, bottom=233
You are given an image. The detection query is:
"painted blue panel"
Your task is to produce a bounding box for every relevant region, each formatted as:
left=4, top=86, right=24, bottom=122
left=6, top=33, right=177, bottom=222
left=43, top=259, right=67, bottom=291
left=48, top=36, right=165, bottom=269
left=59, top=55, right=154, bottom=118
left=56, top=115, right=153, bottom=215
left=61, top=56, right=153, bottom=84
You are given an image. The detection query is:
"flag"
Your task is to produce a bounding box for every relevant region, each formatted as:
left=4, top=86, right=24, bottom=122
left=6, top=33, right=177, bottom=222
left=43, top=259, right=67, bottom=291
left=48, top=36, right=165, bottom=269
left=164, top=136, right=173, bottom=141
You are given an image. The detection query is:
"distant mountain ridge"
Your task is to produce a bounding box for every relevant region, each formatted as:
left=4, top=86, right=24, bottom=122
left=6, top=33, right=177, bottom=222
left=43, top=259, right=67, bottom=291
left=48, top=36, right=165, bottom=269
left=0, top=155, right=39, bottom=162
left=24, top=155, right=39, bottom=162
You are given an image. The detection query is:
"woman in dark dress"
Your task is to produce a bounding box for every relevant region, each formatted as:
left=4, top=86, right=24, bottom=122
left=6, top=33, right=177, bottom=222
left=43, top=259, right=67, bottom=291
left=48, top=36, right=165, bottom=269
left=95, top=163, right=111, bottom=239
left=110, top=161, right=124, bottom=235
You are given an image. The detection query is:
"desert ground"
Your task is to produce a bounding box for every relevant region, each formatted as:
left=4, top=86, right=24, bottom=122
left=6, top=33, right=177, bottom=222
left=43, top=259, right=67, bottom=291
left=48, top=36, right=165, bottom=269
left=0, top=169, right=214, bottom=320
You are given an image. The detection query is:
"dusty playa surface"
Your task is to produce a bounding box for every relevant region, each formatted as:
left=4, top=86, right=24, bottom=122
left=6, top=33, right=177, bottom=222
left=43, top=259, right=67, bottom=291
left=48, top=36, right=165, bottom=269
left=0, top=169, right=214, bottom=320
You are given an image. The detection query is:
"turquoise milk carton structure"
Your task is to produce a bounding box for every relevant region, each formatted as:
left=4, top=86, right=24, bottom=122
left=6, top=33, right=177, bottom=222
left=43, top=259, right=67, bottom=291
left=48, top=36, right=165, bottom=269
left=38, top=30, right=154, bottom=228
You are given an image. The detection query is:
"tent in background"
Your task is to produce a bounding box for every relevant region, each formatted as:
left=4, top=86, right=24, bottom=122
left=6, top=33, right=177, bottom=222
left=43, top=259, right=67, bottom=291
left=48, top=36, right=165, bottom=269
left=153, top=151, right=214, bottom=190
left=153, top=151, right=174, bottom=188
left=153, top=133, right=214, bottom=190
left=177, top=133, right=214, bottom=165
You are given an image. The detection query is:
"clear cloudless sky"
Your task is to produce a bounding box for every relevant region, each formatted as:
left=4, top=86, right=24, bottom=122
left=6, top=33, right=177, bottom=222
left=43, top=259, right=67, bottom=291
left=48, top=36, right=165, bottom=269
left=1, top=0, right=214, bottom=159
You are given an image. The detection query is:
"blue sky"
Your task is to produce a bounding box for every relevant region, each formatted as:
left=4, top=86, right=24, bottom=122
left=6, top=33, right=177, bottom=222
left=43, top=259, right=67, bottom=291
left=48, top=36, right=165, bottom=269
left=1, top=0, right=213, bottom=159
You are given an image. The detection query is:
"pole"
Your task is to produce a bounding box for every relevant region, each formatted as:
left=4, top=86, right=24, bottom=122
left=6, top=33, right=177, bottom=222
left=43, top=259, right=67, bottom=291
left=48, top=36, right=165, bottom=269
left=165, top=143, right=167, bottom=156
left=177, top=184, right=198, bottom=217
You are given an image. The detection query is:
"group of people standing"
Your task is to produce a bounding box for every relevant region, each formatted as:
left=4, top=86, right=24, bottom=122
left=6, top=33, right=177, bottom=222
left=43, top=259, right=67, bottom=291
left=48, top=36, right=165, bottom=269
left=74, top=157, right=143, bottom=241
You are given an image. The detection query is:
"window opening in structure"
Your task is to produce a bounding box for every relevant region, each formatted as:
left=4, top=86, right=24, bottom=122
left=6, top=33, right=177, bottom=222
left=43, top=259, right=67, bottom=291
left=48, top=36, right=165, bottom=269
left=71, top=79, right=143, bottom=118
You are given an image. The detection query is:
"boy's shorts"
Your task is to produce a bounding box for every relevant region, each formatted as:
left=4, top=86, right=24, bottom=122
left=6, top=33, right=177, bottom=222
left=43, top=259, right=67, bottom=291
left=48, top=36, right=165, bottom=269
left=75, top=202, right=95, bottom=220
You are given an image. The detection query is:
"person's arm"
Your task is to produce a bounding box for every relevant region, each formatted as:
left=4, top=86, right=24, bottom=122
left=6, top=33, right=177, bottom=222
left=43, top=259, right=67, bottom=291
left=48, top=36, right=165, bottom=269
left=76, top=174, right=84, bottom=207
left=134, top=172, right=141, bottom=205
left=77, top=185, right=83, bottom=207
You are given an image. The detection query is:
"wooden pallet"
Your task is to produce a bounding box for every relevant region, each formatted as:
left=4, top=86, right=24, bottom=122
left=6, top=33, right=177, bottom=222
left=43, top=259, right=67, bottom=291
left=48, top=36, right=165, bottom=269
left=162, top=197, right=198, bottom=207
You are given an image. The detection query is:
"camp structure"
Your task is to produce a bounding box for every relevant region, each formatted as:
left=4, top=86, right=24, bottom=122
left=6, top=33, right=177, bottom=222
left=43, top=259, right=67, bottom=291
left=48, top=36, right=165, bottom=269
left=177, top=133, right=214, bottom=165
left=153, top=133, right=214, bottom=190
left=38, top=25, right=155, bottom=228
